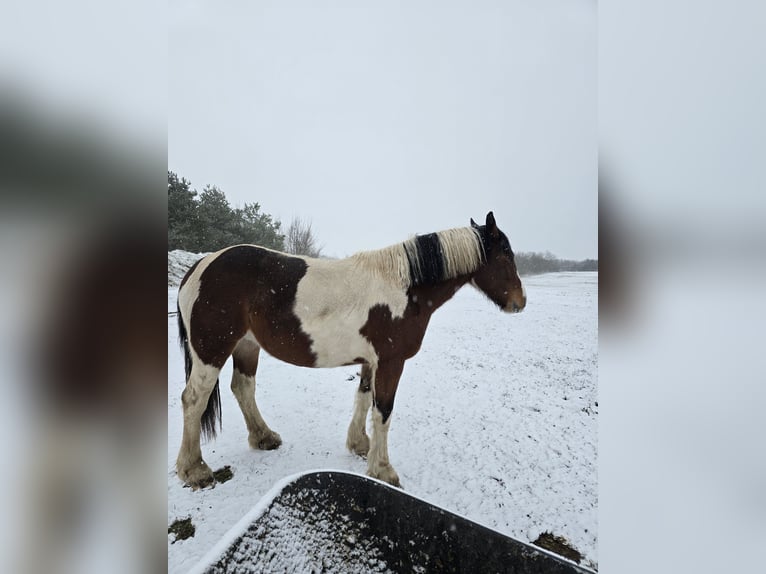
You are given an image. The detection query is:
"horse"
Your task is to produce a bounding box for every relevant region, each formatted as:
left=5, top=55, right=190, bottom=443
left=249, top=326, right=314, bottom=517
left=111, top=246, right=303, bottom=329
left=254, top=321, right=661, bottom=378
left=175, top=211, right=526, bottom=489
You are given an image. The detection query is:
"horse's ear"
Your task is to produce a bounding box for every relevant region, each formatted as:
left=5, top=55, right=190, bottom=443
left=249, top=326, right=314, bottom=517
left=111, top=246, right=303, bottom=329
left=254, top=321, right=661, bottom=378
left=470, top=217, right=479, bottom=229
left=486, top=211, right=499, bottom=238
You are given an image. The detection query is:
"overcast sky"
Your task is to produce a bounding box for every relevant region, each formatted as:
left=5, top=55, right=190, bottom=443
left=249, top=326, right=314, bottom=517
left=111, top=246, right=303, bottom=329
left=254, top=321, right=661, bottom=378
left=169, top=0, right=596, bottom=260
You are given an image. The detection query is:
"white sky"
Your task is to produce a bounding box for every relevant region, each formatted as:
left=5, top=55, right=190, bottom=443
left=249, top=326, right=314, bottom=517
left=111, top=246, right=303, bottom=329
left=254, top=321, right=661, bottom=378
left=169, top=0, right=596, bottom=260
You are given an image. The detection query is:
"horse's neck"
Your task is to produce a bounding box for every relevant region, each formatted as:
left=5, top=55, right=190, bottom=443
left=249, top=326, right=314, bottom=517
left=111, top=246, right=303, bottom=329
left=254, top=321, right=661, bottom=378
left=409, top=276, right=471, bottom=313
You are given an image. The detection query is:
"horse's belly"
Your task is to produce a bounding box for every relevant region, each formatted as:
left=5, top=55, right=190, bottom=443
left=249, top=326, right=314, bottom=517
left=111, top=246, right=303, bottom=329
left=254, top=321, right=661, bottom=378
left=304, top=322, right=375, bottom=368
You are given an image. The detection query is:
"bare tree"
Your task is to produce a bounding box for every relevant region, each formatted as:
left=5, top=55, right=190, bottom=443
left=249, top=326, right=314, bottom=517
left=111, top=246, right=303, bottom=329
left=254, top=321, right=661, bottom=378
left=285, top=217, right=323, bottom=258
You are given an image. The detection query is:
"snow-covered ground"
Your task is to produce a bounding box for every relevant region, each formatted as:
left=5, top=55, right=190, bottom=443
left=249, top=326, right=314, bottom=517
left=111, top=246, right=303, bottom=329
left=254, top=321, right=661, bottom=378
left=167, top=260, right=598, bottom=572
left=168, top=249, right=208, bottom=287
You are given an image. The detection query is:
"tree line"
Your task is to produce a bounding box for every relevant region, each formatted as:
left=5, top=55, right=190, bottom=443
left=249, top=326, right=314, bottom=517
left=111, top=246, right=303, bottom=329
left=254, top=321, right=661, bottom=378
left=168, top=171, right=597, bottom=272
left=168, top=171, right=323, bottom=256
left=168, top=171, right=284, bottom=252
left=515, top=251, right=598, bottom=276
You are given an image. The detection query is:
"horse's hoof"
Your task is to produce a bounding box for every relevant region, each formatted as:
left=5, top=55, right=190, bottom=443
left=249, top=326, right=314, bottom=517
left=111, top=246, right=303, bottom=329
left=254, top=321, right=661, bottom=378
left=178, top=460, right=215, bottom=490
left=368, top=465, right=401, bottom=488
left=251, top=431, right=282, bottom=450
left=347, top=434, right=370, bottom=457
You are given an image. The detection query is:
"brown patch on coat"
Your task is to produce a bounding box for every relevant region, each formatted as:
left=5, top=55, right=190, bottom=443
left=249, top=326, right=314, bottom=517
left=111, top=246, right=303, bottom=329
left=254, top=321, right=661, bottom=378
left=471, top=251, right=525, bottom=311
left=232, top=337, right=260, bottom=377
left=188, top=246, right=317, bottom=369
left=359, top=277, right=471, bottom=421
left=471, top=212, right=525, bottom=311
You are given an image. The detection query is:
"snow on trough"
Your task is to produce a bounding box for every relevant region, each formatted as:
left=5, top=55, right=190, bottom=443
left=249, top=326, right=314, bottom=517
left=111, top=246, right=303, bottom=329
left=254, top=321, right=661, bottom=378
left=167, top=250, right=598, bottom=572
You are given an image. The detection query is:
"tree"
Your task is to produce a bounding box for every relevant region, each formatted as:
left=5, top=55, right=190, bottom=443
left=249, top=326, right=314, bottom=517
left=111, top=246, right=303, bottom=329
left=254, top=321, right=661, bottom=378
left=285, top=217, right=322, bottom=258
left=168, top=171, right=198, bottom=251
left=167, top=171, right=285, bottom=252
left=514, top=251, right=598, bottom=276
left=195, top=185, right=238, bottom=250
left=234, top=202, right=285, bottom=249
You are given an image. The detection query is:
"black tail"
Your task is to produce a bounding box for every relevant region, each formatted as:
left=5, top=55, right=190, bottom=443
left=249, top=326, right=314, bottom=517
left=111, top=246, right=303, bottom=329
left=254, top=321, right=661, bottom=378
left=177, top=301, right=221, bottom=441
left=177, top=301, right=193, bottom=382
left=200, top=382, right=221, bottom=442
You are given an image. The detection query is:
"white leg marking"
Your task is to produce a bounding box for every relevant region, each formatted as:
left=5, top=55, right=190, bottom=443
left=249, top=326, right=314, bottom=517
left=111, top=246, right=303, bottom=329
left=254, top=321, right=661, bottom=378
left=176, top=363, right=219, bottom=488
left=367, top=409, right=401, bottom=487
left=230, top=367, right=282, bottom=450
left=346, top=387, right=372, bottom=456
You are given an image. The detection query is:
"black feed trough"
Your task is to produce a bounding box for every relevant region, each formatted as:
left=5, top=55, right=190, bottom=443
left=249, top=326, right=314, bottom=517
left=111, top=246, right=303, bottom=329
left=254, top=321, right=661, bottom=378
left=191, top=470, right=593, bottom=574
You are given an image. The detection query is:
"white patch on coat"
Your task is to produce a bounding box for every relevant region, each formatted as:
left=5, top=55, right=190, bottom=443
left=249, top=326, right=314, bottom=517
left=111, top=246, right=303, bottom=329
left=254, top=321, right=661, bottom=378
left=293, top=256, right=407, bottom=367
left=292, top=226, right=483, bottom=367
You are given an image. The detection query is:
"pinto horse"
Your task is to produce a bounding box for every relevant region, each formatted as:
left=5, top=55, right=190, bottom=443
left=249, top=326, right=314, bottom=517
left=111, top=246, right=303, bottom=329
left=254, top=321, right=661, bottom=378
left=175, top=212, right=525, bottom=489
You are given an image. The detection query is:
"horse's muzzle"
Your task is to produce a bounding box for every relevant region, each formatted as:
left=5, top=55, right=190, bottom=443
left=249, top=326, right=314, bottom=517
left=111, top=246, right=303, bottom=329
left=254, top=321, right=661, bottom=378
left=506, top=301, right=525, bottom=313
left=505, top=287, right=526, bottom=313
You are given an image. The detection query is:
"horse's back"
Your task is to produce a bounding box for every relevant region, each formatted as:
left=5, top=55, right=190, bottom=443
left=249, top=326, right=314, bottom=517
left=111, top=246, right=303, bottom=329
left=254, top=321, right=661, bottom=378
left=177, top=245, right=316, bottom=367
left=180, top=245, right=306, bottom=299
left=177, top=245, right=415, bottom=370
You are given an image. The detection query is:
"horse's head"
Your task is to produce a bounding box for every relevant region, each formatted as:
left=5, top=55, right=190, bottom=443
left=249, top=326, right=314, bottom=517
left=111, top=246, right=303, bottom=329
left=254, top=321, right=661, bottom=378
left=470, top=212, right=526, bottom=313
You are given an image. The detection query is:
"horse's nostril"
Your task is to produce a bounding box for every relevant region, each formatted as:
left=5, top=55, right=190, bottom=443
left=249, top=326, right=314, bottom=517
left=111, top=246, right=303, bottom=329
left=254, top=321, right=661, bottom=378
left=512, top=302, right=520, bottom=311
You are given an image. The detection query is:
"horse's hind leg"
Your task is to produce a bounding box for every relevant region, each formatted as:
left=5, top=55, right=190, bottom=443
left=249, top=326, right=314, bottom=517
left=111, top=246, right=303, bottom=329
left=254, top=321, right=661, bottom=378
left=230, top=336, right=282, bottom=450
left=346, top=363, right=373, bottom=456
left=177, top=362, right=220, bottom=489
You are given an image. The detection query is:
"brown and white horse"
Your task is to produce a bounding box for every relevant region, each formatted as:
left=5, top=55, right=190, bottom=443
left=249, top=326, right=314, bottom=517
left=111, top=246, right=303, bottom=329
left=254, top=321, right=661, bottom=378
left=175, top=212, right=525, bottom=489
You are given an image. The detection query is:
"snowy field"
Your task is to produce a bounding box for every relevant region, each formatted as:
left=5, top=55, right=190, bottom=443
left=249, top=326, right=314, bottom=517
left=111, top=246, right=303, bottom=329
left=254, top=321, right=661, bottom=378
left=167, top=267, right=598, bottom=572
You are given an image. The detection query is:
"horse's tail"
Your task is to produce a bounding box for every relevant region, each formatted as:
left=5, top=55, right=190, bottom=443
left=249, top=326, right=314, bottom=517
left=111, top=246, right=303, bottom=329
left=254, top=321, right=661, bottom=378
left=200, top=382, right=222, bottom=442
left=177, top=299, right=221, bottom=441
left=177, top=301, right=193, bottom=382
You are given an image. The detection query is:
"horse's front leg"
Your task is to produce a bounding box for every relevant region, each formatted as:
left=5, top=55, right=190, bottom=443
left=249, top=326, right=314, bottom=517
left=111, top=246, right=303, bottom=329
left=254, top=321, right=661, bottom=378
left=367, top=359, right=405, bottom=487
left=346, top=363, right=373, bottom=456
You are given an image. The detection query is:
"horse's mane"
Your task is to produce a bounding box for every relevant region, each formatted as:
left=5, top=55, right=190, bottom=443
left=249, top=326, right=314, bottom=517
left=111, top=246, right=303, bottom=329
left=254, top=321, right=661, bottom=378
left=351, top=227, right=485, bottom=288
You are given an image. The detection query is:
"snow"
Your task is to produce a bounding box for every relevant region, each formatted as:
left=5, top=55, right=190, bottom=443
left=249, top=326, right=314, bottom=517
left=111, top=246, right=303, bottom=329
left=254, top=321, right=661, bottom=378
left=168, top=254, right=597, bottom=572
left=194, top=475, right=392, bottom=574
left=187, top=470, right=591, bottom=574
left=167, top=249, right=208, bottom=287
